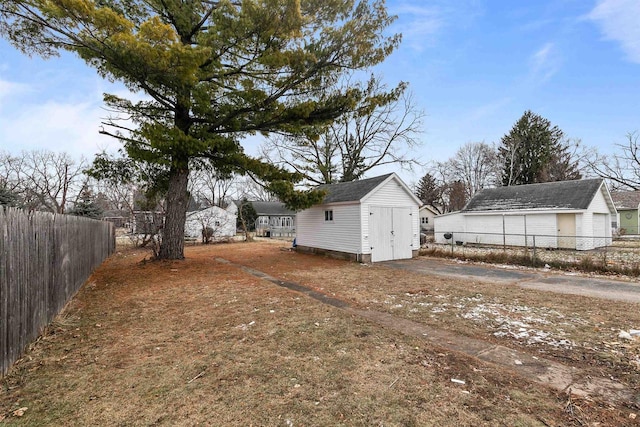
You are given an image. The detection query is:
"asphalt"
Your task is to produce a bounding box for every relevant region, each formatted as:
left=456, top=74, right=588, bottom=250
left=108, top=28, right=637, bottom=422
left=382, top=257, right=640, bottom=303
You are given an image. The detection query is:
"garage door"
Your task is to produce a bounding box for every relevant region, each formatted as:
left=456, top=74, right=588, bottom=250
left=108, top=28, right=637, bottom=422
left=593, top=213, right=608, bottom=248
left=369, top=206, right=413, bottom=262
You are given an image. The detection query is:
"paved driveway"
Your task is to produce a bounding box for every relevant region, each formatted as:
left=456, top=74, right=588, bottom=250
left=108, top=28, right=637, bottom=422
left=383, top=257, right=640, bottom=303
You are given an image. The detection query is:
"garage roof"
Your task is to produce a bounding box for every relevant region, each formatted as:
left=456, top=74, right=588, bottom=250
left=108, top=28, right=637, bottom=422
left=463, top=179, right=606, bottom=212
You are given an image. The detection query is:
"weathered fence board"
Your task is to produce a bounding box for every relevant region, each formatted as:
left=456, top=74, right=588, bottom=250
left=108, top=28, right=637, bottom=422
left=0, top=208, right=115, bottom=376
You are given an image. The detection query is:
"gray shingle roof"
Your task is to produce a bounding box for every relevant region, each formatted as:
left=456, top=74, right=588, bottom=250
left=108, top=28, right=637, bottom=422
left=316, top=173, right=394, bottom=204
left=610, top=190, right=640, bottom=210
left=463, top=179, right=605, bottom=212
left=249, top=201, right=295, bottom=216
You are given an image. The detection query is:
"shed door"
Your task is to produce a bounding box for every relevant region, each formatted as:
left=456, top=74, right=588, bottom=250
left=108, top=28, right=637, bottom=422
left=392, top=208, right=413, bottom=259
left=557, top=213, right=576, bottom=249
left=369, top=206, right=413, bottom=262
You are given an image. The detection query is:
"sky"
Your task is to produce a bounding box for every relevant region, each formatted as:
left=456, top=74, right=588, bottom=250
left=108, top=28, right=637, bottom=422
left=0, top=0, right=639, bottom=185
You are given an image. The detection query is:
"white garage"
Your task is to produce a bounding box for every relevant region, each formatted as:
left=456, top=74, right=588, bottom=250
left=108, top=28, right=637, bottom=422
left=296, top=173, right=421, bottom=262
left=434, top=179, right=617, bottom=251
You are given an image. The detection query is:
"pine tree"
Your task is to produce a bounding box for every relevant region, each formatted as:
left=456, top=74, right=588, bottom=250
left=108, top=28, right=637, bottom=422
left=498, top=111, right=579, bottom=186
left=2, top=1, right=399, bottom=259
left=69, top=187, right=103, bottom=219
left=0, top=186, right=19, bottom=207
left=415, top=172, right=440, bottom=207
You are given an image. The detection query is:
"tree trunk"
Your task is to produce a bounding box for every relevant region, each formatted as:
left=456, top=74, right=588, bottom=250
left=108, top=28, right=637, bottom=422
left=158, top=166, right=189, bottom=259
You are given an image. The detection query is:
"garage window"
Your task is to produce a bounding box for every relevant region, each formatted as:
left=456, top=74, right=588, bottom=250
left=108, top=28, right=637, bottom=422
left=324, top=210, right=333, bottom=221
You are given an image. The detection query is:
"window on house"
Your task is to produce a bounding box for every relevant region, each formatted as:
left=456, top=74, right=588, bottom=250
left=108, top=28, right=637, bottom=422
left=324, top=210, right=333, bottom=221
left=421, top=217, right=429, bottom=224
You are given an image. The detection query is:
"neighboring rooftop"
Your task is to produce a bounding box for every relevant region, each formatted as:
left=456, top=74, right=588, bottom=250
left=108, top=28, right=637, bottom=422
left=463, top=179, right=605, bottom=212
left=316, top=173, right=393, bottom=204
left=246, top=201, right=295, bottom=216
left=611, top=190, right=640, bottom=210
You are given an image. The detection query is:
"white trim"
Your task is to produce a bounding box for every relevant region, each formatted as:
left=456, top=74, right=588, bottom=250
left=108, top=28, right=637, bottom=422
left=360, top=173, right=423, bottom=206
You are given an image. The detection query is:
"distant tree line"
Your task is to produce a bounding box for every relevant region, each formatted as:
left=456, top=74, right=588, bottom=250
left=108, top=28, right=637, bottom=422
left=0, top=149, right=280, bottom=222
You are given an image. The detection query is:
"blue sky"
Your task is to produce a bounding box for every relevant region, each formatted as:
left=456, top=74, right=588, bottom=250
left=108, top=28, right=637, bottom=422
left=0, top=0, right=638, bottom=184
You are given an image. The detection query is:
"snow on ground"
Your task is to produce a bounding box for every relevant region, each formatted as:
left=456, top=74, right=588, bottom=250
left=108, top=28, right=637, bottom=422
left=388, top=292, right=581, bottom=348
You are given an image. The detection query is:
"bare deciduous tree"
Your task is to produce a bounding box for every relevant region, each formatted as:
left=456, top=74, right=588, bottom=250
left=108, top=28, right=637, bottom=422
left=189, top=165, right=236, bottom=208
left=422, top=142, right=499, bottom=212
left=0, top=150, right=86, bottom=213
left=583, top=132, right=640, bottom=190
left=263, top=75, right=424, bottom=184
left=447, top=141, right=499, bottom=199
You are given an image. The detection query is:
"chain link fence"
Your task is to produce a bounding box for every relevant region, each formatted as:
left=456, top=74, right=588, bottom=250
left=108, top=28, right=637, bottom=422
left=425, top=231, right=640, bottom=275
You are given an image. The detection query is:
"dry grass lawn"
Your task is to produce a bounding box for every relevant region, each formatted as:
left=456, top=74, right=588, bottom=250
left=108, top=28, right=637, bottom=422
left=1, top=240, right=638, bottom=426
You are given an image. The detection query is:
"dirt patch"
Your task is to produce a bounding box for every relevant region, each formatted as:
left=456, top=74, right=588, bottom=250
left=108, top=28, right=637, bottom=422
left=1, top=241, right=638, bottom=425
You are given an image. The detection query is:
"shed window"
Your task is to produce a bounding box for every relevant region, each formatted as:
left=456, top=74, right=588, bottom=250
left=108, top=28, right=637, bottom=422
left=421, top=217, right=429, bottom=224
left=324, top=210, right=333, bottom=221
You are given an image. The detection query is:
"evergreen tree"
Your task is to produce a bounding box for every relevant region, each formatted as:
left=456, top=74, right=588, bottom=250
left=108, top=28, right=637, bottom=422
left=499, top=111, right=579, bottom=186
left=1, top=1, right=399, bottom=259
left=237, top=199, right=258, bottom=241
left=69, top=187, right=103, bottom=219
left=415, top=172, right=440, bottom=207
left=0, top=186, right=20, bottom=207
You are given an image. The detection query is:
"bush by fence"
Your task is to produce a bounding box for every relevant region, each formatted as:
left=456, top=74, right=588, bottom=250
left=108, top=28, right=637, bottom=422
left=0, top=208, right=115, bottom=376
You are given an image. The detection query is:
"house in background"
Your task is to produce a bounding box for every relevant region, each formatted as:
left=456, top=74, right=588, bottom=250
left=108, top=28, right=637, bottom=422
left=296, top=173, right=421, bottom=262
left=184, top=204, right=237, bottom=241
left=419, top=205, right=439, bottom=232
left=132, top=210, right=164, bottom=235
left=434, top=179, right=616, bottom=250
left=610, top=190, right=640, bottom=235
left=250, top=201, right=296, bottom=238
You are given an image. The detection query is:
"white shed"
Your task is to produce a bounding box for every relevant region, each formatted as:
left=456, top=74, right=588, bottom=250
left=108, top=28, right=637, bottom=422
left=296, top=173, right=421, bottom=262
left=434, top=179, right=616, bottom=251
left=185, top=205, right=237, bottom=241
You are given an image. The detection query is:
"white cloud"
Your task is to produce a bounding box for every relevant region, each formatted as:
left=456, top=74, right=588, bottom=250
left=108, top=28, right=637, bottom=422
left=0, top=78, right=31, bottom=104
left=588, top=0, right=640, bottom=63
left=529, top=42, right=561, bottom=84
left=0, top=99, right=119, bottom=159
left=390, top=4, right=444, bottom=52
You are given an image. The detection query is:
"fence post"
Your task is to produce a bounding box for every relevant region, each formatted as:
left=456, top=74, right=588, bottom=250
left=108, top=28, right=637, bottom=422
left=451, top=232, right=454, bottom=254
left=502, top=215, right=506, bottom=252
left=532, top=235, right=536, bottom=267
left=523, top=215, right=528, bottom=256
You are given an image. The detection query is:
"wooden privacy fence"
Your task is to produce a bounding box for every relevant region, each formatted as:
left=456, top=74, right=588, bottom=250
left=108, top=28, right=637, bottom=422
left=0, top=208, right=115, bottom=376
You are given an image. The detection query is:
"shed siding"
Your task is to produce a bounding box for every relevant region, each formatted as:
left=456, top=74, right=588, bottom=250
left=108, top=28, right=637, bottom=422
left=296, top=203, right=362, bottom=254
